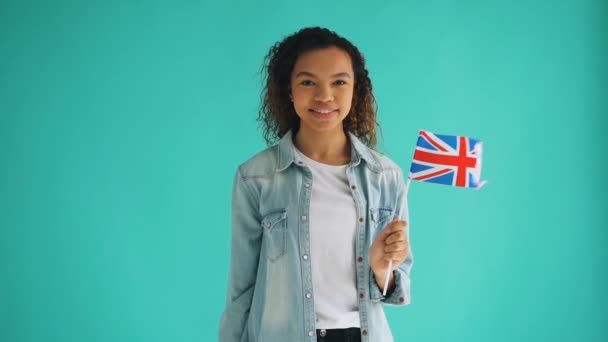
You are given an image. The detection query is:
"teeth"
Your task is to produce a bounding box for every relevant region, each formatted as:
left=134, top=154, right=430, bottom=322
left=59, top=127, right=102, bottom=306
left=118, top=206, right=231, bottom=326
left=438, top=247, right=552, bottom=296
left=313, top=109, right=335, bottom=114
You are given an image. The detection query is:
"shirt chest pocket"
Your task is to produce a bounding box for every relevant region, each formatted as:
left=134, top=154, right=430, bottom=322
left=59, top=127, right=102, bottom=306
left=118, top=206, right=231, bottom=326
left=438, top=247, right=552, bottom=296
left=370, top=207, right=394, bottom=231
left=261, top=209, right=287, bottom=262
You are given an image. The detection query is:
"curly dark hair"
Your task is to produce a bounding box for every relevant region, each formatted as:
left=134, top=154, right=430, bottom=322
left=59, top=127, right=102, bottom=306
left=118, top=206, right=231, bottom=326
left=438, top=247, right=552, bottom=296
left=258, top=26, right=383, bottom=149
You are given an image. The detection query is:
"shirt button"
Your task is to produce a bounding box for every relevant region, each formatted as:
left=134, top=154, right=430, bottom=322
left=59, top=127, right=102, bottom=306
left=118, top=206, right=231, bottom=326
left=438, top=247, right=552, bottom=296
left=359, top=217, right=364, bottom=223
left=359, top=293, right=364, bottom=299
left=399, top=296, right=405, bottom=302
left=304, top=183, right=310, bottom=188
left=357, top=256, right=363, bottom=263
left=351, top=185, right=357, bottom=190
left=302, top=254, right=309, bottom=260
left=319, top=329, right=327, bottom=337
left=305, top=293, right=312, bottom=299
left=308, top=331, right=314, bottom=337
left=362, top=329, right=368, bottom=336
left=302, top=215, right=307, bottom=221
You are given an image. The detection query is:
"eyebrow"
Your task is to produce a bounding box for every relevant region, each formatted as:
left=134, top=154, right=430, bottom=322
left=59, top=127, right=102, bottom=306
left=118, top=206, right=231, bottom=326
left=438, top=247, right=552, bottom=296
left=294, top=71, right=352, bottom=79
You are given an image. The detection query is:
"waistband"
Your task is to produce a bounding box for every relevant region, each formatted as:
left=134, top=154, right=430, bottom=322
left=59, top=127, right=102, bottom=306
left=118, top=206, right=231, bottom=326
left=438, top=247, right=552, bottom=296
left=316, top=327, right=361, bottom=341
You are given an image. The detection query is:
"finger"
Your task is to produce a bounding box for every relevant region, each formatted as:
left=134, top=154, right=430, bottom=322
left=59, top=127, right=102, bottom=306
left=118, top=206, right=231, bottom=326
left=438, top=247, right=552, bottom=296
left=379, top=217, right=399, bottom=236
left=379, top=218, right=408, bottom=238
left=384, top=251, right=409, bottom=262
left=385, top=231, right=407, bottom=245
left=384, top=252, right=401, bottom=262
left=382, top=226, right=407, bottom=245
left=389, top=219, right=408, bottom=232
left=384, top=242, right=409, bottom=253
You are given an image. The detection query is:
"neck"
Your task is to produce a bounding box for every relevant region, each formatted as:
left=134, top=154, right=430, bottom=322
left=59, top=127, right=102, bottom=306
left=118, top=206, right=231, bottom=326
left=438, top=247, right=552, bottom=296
left=293, top=127, right=351, bottom=165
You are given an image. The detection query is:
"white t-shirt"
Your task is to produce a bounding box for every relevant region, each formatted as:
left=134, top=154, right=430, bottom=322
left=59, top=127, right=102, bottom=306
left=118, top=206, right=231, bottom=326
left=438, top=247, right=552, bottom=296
left=293, top=145, right=360, bottom=329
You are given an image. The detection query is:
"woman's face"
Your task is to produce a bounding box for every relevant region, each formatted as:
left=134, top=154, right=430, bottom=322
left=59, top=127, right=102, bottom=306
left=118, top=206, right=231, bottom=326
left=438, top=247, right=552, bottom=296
left=289, top=46, right=354, bottom=136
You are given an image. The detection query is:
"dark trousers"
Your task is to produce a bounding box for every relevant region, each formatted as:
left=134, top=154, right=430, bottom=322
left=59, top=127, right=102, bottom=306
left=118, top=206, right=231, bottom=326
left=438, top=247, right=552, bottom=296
left=316, top=327, right=361, bottom=342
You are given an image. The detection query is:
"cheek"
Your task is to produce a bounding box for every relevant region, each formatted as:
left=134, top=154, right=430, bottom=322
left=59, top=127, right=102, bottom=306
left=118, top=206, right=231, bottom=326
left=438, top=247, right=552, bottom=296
left=340, top=88, right=355, bottom=102
left=292, top=99, right=310, bottom=116
left=293, top=97, right=307, bottom=109
left=291, top=88, right=309, bottom=103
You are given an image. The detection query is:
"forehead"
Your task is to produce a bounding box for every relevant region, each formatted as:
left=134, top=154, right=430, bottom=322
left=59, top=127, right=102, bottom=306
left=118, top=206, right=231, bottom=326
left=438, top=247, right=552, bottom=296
left=292, top=46, right=353, bottom=75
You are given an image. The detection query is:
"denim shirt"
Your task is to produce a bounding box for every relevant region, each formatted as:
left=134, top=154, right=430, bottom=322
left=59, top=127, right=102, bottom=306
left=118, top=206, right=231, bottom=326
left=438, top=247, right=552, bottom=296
left=219, top=130, right=413, bottom=342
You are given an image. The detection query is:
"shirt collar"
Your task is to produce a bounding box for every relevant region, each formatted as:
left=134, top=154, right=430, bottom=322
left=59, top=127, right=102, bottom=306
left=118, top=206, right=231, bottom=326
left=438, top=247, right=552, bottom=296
left=276, top=130, right=382, bottom=173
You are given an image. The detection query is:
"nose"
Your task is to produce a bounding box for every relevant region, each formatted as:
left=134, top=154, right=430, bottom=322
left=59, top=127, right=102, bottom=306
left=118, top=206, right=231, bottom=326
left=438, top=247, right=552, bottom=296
left=314, top=85, right=334, bottom=102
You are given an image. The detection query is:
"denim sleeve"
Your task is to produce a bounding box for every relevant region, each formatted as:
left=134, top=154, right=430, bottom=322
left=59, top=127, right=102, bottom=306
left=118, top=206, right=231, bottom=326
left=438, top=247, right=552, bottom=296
left=219, top=167, right=262, bottom=341
left=369, top=169, right=413, bottom=306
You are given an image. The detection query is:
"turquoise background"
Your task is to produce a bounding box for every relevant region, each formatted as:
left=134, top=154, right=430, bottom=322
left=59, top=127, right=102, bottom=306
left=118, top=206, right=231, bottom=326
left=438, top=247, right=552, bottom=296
left=1, top=0, right=606, bottom=341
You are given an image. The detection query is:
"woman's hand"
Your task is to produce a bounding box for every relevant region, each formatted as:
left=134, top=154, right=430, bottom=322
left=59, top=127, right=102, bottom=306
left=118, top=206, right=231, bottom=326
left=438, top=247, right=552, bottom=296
left=369, top=217, right=409, bottom=285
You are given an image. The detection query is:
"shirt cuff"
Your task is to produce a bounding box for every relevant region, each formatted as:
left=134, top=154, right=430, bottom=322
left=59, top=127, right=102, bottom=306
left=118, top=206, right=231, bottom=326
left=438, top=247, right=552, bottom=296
left=369, top=268, right=411, bottom=306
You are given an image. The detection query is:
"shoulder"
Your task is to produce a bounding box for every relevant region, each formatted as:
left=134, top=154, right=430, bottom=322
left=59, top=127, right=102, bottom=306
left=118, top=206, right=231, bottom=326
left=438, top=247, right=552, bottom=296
left=366, top=147, right=404, bottom=177
left=371, top=149, right=402, bottom=172
left=236, top=144, right=280, bottom=179
left=349, top=132, right=404, bottom=176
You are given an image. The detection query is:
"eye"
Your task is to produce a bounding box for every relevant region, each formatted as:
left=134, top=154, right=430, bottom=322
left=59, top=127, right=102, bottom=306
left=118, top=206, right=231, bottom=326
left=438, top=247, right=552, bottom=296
left=335, top=80, right=348, bottom=85
left=301, top=80, right=314, bottom=86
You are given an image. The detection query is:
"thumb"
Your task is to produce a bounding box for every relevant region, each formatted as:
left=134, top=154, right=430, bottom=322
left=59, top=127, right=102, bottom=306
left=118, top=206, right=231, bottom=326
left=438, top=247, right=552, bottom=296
left=378, top=216, right=400, bottom=238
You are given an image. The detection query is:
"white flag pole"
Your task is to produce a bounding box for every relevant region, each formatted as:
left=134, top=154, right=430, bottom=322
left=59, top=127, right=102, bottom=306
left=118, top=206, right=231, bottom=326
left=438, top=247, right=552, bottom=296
left=383, top=177, right=411, bottom=296
left=382, top=261, right=392, bottom=296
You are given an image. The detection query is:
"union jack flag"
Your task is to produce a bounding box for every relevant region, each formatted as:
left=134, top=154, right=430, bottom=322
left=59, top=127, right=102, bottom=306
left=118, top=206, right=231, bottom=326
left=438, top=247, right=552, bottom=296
left=408, top=130, right=485, bottom=188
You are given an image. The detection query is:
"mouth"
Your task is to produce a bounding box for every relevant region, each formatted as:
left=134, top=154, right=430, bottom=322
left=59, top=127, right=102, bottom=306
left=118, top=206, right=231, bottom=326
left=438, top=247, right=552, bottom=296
left=309, top=108, right=339, bottom=118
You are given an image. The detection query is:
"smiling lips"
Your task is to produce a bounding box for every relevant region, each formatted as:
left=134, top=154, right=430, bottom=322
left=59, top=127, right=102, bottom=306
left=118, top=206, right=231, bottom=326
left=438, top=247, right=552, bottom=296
left=310, top=108, right=338, bottom=117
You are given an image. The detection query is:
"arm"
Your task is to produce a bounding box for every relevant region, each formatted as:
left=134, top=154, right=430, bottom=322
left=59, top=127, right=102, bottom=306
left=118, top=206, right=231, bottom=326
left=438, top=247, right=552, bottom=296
left=370, top=170, right=414, bottom=305
left=219, top=167, right=262, bottom=341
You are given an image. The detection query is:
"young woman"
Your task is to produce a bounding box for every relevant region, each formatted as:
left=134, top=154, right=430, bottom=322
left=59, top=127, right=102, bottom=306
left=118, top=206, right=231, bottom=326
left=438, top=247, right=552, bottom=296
left=219, top=27, right=413, bottom=342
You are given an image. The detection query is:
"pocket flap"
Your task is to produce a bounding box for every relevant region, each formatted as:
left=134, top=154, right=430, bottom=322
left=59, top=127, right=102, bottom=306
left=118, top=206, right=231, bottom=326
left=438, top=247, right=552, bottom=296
left=261, top=209, right=287, bottom=229
left=370, top=207, right=393, bottom=223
